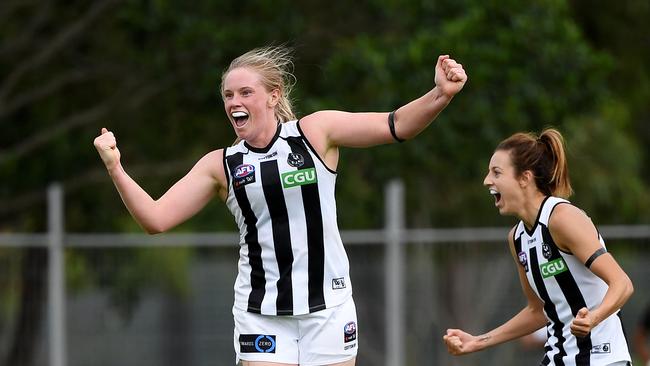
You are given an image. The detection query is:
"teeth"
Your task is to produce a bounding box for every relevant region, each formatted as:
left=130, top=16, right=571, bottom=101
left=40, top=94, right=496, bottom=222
left=232, top=111, right=248, bottom=118
left=489, top=188, right=499, bottom=195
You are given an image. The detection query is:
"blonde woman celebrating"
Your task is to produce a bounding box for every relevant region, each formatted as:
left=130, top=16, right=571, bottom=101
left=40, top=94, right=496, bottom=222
left=95, top=46, right=467, bottom=366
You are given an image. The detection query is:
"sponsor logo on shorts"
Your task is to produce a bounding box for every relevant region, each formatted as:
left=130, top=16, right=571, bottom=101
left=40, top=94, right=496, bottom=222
left=233, top=164, right=255, bottom=189
left=344, top=321, right=357, bottom=343
left=540, top=258, right=568, bottom=278
left=332, top=277, right=346, bottom=290
left=344, top=343, right=357, bottom=350
left=239, top=334, right=276, bottom=353
left=281, top=168, right=317, bottom=188
left=591, top=343, right=611, bottom=354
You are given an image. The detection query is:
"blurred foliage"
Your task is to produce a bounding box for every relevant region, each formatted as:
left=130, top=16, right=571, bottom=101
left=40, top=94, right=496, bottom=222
left=0, top=0, right=649, bottom=351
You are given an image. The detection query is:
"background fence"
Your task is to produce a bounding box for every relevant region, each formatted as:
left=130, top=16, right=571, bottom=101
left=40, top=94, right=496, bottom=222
left=1, top=182, right=649, bottom=366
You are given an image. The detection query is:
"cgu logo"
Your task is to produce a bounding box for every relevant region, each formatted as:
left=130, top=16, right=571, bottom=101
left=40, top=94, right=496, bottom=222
left=540, top=258, right=568, bottom=278
left=281, top=168, right=317, bottom=188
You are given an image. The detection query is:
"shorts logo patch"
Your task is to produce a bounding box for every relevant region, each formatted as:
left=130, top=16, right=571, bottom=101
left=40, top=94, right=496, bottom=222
left=344, top=321, right=357, bottom=343
left=281, top=168, right=317, bottom=188
left=239, top=334, right=276, bottom=353
left=332, top=277, right=346, bottom=290
left=591, top=343, right=611, bottom=354
left=233, top=164, right=256, bottom=190
left=540, top=258, right=568, bottom=278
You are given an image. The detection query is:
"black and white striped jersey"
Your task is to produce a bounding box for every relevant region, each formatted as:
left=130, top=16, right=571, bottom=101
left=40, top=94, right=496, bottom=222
left=223, top=120, right=352, bottom=316
left=514, top=196, right=631, bottom=365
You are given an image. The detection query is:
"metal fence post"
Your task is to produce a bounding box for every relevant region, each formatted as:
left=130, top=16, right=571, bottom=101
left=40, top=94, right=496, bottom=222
left=48, top=183, right=66, bottom=366
left=385, top=179, right=405, bottom=366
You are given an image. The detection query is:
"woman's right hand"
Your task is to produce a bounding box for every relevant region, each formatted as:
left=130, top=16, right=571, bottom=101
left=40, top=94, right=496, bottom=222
left=93, top=127, right=121, bottom=172
left=443, top=328, right=481, bottom=355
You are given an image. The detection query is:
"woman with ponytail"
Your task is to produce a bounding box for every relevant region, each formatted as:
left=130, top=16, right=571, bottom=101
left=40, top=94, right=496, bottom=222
left=94, top=45, right=467, bottom=366
left=444, top=128, right=634, bottom=366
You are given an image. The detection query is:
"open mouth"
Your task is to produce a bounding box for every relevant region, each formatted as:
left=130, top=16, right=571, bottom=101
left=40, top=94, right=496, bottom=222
left=489, top=188, right=502, bottom=205
left=231, top=111, right=249, bottom=127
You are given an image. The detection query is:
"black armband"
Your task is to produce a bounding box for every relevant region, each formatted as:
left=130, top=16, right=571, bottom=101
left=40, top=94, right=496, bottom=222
left=584, top=247, right=607, bottom=268
left=388, top=110, right=405, bottom=143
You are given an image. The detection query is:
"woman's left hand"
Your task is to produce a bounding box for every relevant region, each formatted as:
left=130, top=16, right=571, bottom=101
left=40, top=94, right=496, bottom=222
left=570, top=307, right=596, bottom=337
left=435, top=55, right=467, bottom=97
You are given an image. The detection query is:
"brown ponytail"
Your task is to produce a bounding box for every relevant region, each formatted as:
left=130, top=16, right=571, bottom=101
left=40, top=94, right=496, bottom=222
left=496, top=128, right=573, bottom=198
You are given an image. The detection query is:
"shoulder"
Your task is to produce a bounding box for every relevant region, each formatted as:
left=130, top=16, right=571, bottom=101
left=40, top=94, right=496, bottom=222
left=200, top=148, right=224, bottom=163
left=194, top=149, right=226, bottom=176
left=298, top=110, right=343, bottom=147
left=301, top=110, right=345, bottom=123
left=548, top=203, right=591, bottom=233
left=547, top=202, right=598, bottom=252
left=300, top=110, right=339, bottom=130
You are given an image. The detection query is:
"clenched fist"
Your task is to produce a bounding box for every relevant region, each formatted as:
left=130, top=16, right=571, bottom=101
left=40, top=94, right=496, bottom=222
left=435, top=55, right=467, bottom=98
left=93, top=128, right=121, bottom=172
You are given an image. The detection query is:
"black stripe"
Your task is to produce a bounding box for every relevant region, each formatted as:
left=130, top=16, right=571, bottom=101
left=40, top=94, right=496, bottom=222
left=226, top=152, right=265, bottom=313
left=260, top=160, right=294, bottom=315
left=530, top=248, right=568, bottom=366
left=584, top=247, right=606, bottom=268
left=286, top=136, right=326, bottom=312
left=518, top=231, right=550, bottom=366
left=541, top=340, right=553, bottom=365
left=617, top=311, right=629, bottom=340
left=541, top=224, right=592, bottom=365
left=222, top=147, right=230, bottom=190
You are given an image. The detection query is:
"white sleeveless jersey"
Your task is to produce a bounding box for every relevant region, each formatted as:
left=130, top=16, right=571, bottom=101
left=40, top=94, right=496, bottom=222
left=514, top=196, right=631, bottom=365
left=223, top=121, right=352, bottom=316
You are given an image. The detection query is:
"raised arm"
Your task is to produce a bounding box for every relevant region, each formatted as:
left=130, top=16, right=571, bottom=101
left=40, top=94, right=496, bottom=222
left=444, top=227, right=547, bottom=355
left=93, top=128, right=227, bottom=234
left=548, top=204, right=634, bottom=337
left=299, top=55, right=467, bottom=169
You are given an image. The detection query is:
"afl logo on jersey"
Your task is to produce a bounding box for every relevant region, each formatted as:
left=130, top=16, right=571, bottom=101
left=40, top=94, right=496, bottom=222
left=542, top=242, right=552, bottom=259
left=518, top=251, right=529, bottom=272
left=233, top=164, right=256, bottom=190
left=234, top=164, right=255, bottom=178
left=287, top=153, right=304, bottom=168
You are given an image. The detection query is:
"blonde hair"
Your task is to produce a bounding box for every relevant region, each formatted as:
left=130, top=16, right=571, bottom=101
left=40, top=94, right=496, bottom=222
left=221, top=46, right=297, bottom=123
left=496, top=128, right=573, bottom=198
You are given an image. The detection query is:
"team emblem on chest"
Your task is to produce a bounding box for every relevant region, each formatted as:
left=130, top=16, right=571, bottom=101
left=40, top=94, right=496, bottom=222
left=287, top=152, right=304, bottom=167
left=542, top=242, right=552, bottom=259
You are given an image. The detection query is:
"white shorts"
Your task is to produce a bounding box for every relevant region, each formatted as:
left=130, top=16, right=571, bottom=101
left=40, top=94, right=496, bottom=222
left=233, top=296, right=358, bottom=365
